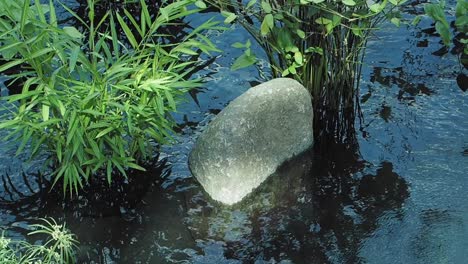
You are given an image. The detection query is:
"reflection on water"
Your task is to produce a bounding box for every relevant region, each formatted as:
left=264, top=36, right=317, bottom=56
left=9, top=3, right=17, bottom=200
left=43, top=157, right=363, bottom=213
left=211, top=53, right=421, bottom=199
left=1, top=0, right=467, bottom=263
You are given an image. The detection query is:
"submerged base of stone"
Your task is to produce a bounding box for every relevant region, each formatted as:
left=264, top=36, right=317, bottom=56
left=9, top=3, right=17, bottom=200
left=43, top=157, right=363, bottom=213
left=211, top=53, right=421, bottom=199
left=189, top=78, right=314, bottom=205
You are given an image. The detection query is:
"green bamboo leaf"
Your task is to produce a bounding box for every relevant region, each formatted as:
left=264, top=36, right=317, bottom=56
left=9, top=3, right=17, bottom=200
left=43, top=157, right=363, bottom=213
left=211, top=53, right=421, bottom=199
left=411, top=15, right=421, bottom=26
left=56, top=141, right=62, bottom=162
left=63, top=170, right=70, bottom=195
left=231, top=53, right=257, bottom=70
left=112, top=158, right=127, bottom=177
left=246, top=0, right=257, bottom=8
left=59, top=1, right=88, bottom=30
left=42, top=104, right=50, bottom=121
left=106, top=160, right=112, bottom=185
left=391, top=17, right=400, bottom=27
left=116, top=13, right=138, bottom=49
left=223, top=12, right=237, bottom=24
left=0, top=42, right=23, bottom=56
left=69, top=46, right=80, bottom=73
left=63, top=26, right=83, bottom=39
left=156, top=97, right=164, bottom=115
left=140, top=0, right=151, bottom=28
left=66, top=112, right=78, bottom=145
left=31, top=134, right=46, bottom=159
left=0, top=119, right=20, bottom=129
left=49, top=0, right=57, bottom=26
left=123, top=9, right=143, bottom=37
left=16, top=128, right=33, bottom=156
left=109, top=14, right=120, bottom=59
left=71, top=129, right=83, bottom=157
left=164, top=90, right=176, bottom=110
left=6, top=90, right=42, bottom=102
left=342, top=0, right=356, bottom=6
left=34, top=0, right=46, bottom=23
left=20, top=0, right=29, bottom=33
left=435, top=21, right=451, bottom=46
left=0, top=59, right=25, bottom=73
left=127, top=162, right=146, bottom=171
left=80, top=109, right=104, bottom=116
left=88, top=122, right=111, bottom=130
left=27, top=47, right=54, bottom=61
left=175, top=47, right=199, bottom=55
left=95, top=127, right=114, bottom=138
left=232, top=42, right=245, bottom=48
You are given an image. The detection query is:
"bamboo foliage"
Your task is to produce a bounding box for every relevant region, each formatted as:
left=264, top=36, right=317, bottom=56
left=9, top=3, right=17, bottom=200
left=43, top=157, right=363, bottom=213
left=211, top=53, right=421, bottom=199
left=0, top=0, right=222, bottom=195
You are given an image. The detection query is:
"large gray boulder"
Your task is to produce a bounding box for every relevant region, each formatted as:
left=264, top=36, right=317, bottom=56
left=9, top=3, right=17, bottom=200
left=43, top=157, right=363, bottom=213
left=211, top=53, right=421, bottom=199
left=189, top=78, right=313, bottom=205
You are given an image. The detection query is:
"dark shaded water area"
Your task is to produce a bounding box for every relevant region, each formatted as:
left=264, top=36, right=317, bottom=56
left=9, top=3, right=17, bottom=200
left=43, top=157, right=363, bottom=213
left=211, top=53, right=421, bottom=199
left=1, top=1, right=467, bottom=263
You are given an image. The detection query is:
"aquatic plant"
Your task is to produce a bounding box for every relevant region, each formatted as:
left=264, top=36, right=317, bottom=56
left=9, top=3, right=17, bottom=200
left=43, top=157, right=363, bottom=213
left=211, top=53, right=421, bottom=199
left=0, top=0, right=221, bottom=195
left=0, top=234, right=17, bottom=264
left=0, top=218, right=78, bottom=264
left=209, top=0, right=409, bottom=143
left=424, top=0, right=467, bottom=51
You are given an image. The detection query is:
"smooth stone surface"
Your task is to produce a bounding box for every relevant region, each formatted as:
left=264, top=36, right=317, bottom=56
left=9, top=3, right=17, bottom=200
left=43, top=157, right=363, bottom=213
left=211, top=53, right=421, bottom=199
left=189, top=78, right=314, bottom=205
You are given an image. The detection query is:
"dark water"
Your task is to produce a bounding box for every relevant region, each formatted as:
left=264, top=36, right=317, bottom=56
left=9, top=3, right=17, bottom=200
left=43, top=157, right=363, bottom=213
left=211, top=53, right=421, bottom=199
left=1, top=1, right=467, bottom=263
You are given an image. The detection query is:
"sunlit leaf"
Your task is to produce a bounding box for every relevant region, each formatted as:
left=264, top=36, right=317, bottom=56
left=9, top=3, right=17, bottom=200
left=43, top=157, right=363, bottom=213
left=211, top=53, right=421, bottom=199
left=222, top=11, right=237, bottom=24
left=435, top=21, right=451, bottom=46
left=261, top=1, right=272, bottom=13
left=261, top=16, right=271, bottom=36
left=412, top=15, right=422, bottom=26
left=296, top=29, right=306, bottom=39
left=342, top=0, right=356, bottom=6
left=231, top=53, right=257, bottom=70
left=294, top=52, right=303, bottom=65
left=391, top=17, right=400, bottom=27
left=195, top=0, right=207, bottom=9
left=63, top=26, right=83, bottom=39
left=315, top=17, right=332, bottom=25
left=116, top=13, right=138, bottom=48
left=288, top=65, right=297, bottom=74
left=232, top=42, right=245, bottom=48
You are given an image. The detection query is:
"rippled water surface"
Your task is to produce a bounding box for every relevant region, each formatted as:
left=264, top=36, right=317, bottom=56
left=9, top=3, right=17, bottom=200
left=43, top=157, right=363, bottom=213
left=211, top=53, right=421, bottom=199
left=0, top=1, right=467, bottom=263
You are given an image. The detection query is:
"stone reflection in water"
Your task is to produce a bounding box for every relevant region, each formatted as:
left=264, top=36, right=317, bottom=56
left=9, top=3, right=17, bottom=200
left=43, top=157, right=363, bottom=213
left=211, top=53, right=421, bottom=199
left=183, top=143, right=409, bottom=263
left=0, top=138, right=410, bottom=263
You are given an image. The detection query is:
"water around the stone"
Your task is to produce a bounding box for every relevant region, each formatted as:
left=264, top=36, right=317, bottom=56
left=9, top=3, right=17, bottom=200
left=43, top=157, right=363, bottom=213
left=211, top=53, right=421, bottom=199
left=0, top=1, right=467, bottom=263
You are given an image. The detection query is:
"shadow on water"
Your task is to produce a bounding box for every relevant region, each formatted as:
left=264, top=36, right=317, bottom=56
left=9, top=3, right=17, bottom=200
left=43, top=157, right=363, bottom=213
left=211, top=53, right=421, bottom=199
left=169, top=141, right=410, bottom=264
left=0, top=123, right=409, bottom=263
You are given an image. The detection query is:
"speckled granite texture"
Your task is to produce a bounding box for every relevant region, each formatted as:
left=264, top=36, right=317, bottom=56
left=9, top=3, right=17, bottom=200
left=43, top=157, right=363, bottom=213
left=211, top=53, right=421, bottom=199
left=189, top=78, right=314, bottom=205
